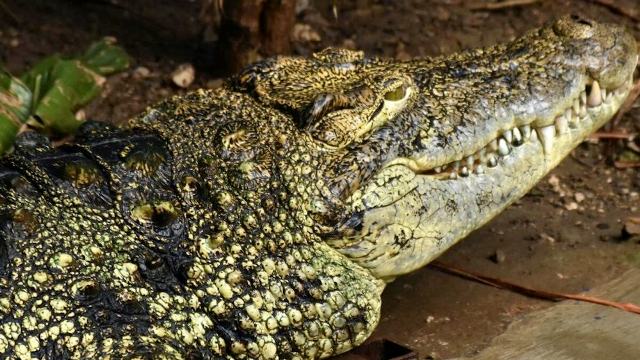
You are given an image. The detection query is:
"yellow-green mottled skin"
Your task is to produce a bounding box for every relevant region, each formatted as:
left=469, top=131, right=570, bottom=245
left=0, top=16, right=637, bottom=359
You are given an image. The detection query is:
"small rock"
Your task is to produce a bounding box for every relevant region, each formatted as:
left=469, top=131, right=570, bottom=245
left=291, top=23, right=321, bottom=43
left=171, top=63, right=195, bottom=88
left=622, top=219, right=640, bottom=240
left=489, top=249, right=506, bottom=264
left=565, top=201, right=578, bottom=211
left=540, top=232, right=556, bottom=243
left=133, top=66, right=151, bottom=79
left=75, top=109, right=86, bottom=121
left=574, top=192, right=585, bottom=203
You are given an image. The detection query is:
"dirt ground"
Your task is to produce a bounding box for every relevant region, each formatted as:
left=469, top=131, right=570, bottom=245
left=1, top=0, right=639, bottom=359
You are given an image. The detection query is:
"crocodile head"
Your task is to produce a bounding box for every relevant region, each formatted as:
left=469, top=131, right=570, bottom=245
left=242, top=15, right=638, bottom=281
left=329, top=16, right=638, bottom=279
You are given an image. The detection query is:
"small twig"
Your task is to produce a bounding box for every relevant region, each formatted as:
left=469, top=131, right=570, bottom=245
left=612, top=77, right=640, bottom=129
left=468, top=0, right=544, bottom=11
left=614, top=161, right=640, bottom=169
left=590, top=0, right=640, bottom=22
left=0, top=0, right=19, bottom=24
left=430, top=261, right=640, bottom=315
left=589, top=131, right=636, bottom=141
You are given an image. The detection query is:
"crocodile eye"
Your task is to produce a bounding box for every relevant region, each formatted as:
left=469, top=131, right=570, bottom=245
left=384, top=85, right=408, bottom=101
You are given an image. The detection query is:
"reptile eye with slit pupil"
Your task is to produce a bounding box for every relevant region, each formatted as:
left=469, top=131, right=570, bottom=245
left=384, top=85, right=407, bottom=101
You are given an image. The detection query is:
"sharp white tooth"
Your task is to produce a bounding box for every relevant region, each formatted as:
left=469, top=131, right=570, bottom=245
left=601, top=87, right=607, bottom=103
left=498, top=138, right=510, bottom=156
left=460, top=166, right=469, bottom=177
left=580, top=91, right=587, bottom=105
left=503, top=129, right=513, bottom=143
left=466, top=156, right=474, bottom=168
left=555, top=115, right=568, bottom=134
left=449, top=172, right=458, bottom=180
left=573, top=99, right=580, bottom=114
left=520, top=125, right=531, bottom=139
left=579, top=103, right=587, bottom=117
left=537, top=125, right=555, bottom=154
left=475, top=165, right=484, bottom=174
left=434, top=166, right=442, bottom=173
left=530, top=128, right=539, bottom=142
left=489, top=139, right=498, bottom=151
left=565, top=108, right=573, bottom=120
left=587, top=81, right=602, bottom=107
left=487, top=154, right=498, bottom=167
left=512, top=127, right=523, bottom=145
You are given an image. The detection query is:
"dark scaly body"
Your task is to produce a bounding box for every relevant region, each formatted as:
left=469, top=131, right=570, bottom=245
left=0, top=16, right=638, bottom=359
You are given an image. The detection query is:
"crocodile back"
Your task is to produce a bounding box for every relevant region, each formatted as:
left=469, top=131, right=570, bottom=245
left=0, top=89, right=383, bottom=359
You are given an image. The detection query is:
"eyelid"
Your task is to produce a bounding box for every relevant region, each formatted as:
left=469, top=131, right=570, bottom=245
left=384, top=84, right=408, bottom=101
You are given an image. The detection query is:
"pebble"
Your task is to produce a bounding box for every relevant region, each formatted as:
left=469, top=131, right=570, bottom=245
left=171, top=63, right=195, bottom=88
left=489, top=249, right=506, bottom=264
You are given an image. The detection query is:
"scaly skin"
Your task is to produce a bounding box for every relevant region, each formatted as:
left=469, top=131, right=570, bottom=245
left=0, top=16, right=637, bottom=359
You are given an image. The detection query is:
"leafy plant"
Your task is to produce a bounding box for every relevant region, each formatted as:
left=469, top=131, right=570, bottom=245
left=0, top=38, right=129, bottom=154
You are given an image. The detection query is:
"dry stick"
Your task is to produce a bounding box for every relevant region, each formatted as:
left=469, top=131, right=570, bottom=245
left=614, top=161, right=640, bottom=169
left=429, top=261, right=640, bottom=315
left=468, top=0, right=544, bottom=11
left=590, top=0, right=640, bottom=22
left=589, top=131, right=636, bottom=141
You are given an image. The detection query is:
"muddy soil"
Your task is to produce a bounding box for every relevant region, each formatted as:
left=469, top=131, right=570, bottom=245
left=2, top=1, right=639, bottom=359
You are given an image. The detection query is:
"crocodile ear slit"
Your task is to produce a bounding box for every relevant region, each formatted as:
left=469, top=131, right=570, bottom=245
left=299, top=93, right=338, bottom=129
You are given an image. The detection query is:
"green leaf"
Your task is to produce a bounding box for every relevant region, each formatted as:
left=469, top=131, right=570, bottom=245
left=0, top=71, right=33, bottom=153
left=0, top=38, right=129, bottom=154
left=81, top=38, right=130, bottom=76
left=23, top=59, right=104, bottom=135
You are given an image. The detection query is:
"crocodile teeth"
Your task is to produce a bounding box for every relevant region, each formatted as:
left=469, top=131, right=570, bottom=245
left=512, top=127, right=523, bottom=146
left=451, top=161, right=460, bottom=174
left=497, top=138, right=510, bottom=156
left=460, top=166, right=470, bottom=177
left=537, top=125, right=555, bottom=154
left=555, top=114, right=568, bottom=134
left=601, top=88, right=607, bottom=103
left=503, top=129, right=513, bottom=143
left=487, top=154, right=498, bottom=167
left=466, top=155, right=475, bottom=168
left=587, top=80, right=602, bottom=107
left=489, top=139, right=498, bottom=152
left=520, top=125, right=531, bottom=140
left=572, top=99, right=580, bottom=114
left=434, top=166, right=442, bottom=173
left=475, top=165, right=484, bottom=174
left=449, top=172, right=458, bottom=179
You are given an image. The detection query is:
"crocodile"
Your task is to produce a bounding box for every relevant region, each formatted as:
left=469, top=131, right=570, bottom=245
left=0, top=15, right=637, bottom=359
